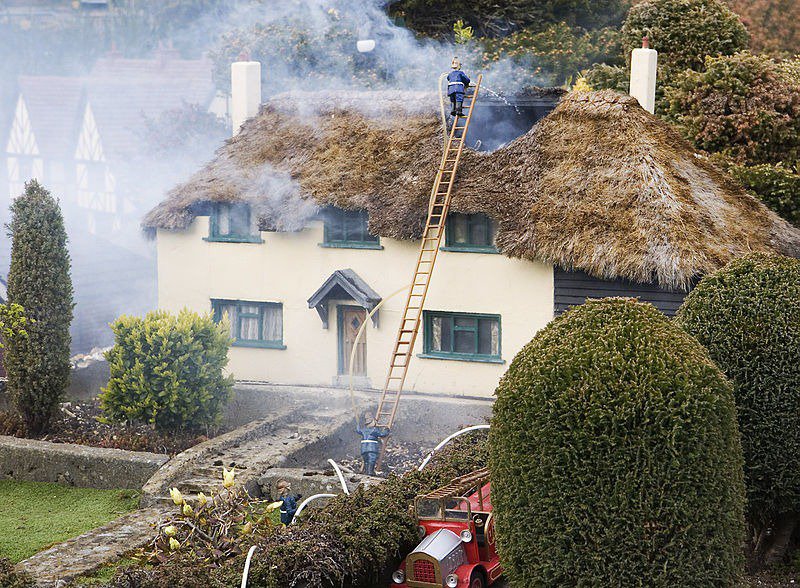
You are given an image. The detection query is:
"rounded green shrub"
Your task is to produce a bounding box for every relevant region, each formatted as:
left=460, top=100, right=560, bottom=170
left=489, top=298, right=745, bottom=587
left=101, top=309, right=234, bottom=432
left=622, top=0, right=748, bottom=75
left=676, top=254, right=800, bottom=551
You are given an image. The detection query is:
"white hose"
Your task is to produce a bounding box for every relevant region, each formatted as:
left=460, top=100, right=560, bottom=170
left=241, top=545, right=258, bottom=588
left=417, top=424, right=490, bottom=471
left=291, top=493, right=336, bottom=524
left=328, top=458, right=350, bottom=495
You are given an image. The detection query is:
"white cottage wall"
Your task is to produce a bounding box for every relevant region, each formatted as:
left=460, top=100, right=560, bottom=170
left=156, top=217, right=554, bottom=397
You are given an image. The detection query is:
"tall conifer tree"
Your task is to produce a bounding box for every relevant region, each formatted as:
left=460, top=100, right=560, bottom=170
left=5, top=180, right=73, bottom=434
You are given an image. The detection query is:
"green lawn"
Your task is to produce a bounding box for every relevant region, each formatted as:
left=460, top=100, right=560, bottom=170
left=0, top=480, right=139, bottom=563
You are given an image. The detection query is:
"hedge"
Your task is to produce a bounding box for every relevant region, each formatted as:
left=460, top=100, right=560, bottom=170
left=489, top=298, right=745, bottom=586
left=676, top=254, right=800, bottom=565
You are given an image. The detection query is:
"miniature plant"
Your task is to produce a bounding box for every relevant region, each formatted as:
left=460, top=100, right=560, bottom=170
left=144, top=469, right=281, bottom=566
left=0, top=303, right=27, bottom=348
left=490, top=298, right=745, bottom=587
left=101, top=309, right=233, bottom=432
left=4, top=180, right=74, bottom=435
left=676, top=253, right=800, bottom=569
left=453, top=19, right=474, bottom=44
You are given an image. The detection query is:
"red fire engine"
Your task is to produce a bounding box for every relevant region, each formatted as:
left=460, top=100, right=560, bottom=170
left=389, top=468, right=502, bottom=588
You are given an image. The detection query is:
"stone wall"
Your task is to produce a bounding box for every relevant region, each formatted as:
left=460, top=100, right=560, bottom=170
left=0, top=435, right=168, bottom=489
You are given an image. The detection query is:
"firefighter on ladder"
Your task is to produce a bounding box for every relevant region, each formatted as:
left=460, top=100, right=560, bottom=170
left=447, top=57, right=471, bottom=117
left=357, top=411, right=389, bottom=476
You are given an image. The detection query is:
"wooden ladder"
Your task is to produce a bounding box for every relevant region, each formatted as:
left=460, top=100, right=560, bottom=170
left=372, top=74, right=483, bottom=458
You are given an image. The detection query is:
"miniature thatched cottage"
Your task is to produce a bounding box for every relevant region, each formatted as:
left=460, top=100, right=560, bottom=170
left=144, top=90, right=800, bottom=397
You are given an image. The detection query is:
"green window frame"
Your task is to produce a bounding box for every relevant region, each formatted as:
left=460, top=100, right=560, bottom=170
left=206, top=203, right=262, bottom=243
left=442, top=213, right=498, bottom=253
left=320, top=207, right=382, bottom=249
left=211, top=299, right=285, bottom=349
left=421, top=311, right=503, bottom=363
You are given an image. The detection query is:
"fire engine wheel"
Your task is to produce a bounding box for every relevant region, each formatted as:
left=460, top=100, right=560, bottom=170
left=469, top=571, right=486, bottom=588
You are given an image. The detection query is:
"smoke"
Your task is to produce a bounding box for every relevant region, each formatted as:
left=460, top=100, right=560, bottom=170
left=0, top=0, right=554, bottom=353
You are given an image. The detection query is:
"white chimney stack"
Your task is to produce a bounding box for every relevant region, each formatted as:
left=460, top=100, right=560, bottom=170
left=629, top=37, right=657, bottom=114
left=231, top=60, right=261, bottom=136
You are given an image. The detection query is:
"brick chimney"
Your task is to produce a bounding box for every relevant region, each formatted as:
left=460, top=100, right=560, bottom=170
left=230, top=59, right=261, bottom=136
left=629, top=37, right=658, bottom=114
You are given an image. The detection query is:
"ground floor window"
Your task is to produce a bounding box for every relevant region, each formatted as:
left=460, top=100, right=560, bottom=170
left=422, top=311, right=501, bottom=362
left=211, top=299, right=284, bottom=348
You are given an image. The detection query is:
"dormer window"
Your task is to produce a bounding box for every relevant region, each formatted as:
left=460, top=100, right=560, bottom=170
left=320, top=207, right=382, bottom=249
left=443, top=213, right=498, bottom=253
left=207, top=202, right=262, bottom=243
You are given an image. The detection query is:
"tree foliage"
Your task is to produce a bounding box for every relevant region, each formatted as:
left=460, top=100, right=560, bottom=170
left=622, top=0, right=748, bottom=75
left=489, top=298, right=745, bottom=587
left=101, top=310, right=233, bottom=432
left=5, top=181, right=74, bottom=435
left=676, top=254, right=800, bottom=568
left=726, top=0, right=800, bottom=56
left=726, top=161, right=800, bottom=227
left=0, top=304, right=27, bottom=349
left=666, top=52, right=800, bottom=166
left=481, top=23, right=623, bottom=85
left=387, top=0, right=633, bottom=38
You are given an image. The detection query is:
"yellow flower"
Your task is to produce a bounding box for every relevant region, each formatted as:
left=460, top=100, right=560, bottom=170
left=182, top=503, right=194, bottom=517
left=222, top=467, right=235, bottom=489
left=197, top=492, right=208, bottom=506
left=163, top=525, right=177, bottom=537
left=240, top=521, right=253, bottom=535
left=169, top=537, right=180, bottom=551
left=169, top=487, right=184, bottom=505
left=266, top=501, right=284, bottom=511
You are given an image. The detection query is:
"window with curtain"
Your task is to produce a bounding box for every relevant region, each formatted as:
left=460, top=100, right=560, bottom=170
left=423, top=311, right=501, bottom=361
left=322, top=207, right=380, bottom=248
left=212, top=300, right=284, bottom=348
left=209, top=203, right=260, bottom=242
left=444, top=213, right=498, bottom=252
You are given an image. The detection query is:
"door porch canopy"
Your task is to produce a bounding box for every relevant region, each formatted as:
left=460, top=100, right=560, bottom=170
left=307, top=269, right=382, bottom=329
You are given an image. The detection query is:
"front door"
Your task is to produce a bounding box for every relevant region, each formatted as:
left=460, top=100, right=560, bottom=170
left=338, top=306, right=367, bottom=376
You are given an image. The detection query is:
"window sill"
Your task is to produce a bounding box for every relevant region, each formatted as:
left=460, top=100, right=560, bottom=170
left=318, top=242, right=384, bottom=250
left=204, top=236, right=264, bottom=244
left=440, top=246, right=499, bottom=254
left=417, top=353, right=505, bottom=364
left=232, top=341, right=286, bottom=349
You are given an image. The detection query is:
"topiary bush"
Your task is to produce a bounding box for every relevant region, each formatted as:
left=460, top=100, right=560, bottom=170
left=100, top=309, right=234, bottom=432
left=676, top=253, right=800, bottom=568
left=5, top=180, right=74, bottom=435
left=622, top=0, right=748, bottom=75
left=489, top=298, right=745, bottom=587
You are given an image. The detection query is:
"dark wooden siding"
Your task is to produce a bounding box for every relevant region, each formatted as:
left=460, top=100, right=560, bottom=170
left=554, top=268, right=692, bottom=317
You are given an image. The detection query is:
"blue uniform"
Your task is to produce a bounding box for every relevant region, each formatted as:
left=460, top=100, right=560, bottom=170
left=357, top=425, right=390, bottom=476
left=447, top=69, right=471, bottom=99
left=279, top=494, right=298, bottom=525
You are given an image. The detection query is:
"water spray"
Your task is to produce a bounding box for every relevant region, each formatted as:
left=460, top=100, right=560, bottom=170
left=417, top=424, right=490, bottom=471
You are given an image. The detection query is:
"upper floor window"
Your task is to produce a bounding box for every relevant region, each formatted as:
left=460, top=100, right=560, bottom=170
left=422, top=311, right=502, bottom=363
left=443, top=213, right=498, bottom=253
left=212, top=299, right=284, bottom=349
left=321, top=207, right=381, bottom=249
left=208, top=202, right=262, bottom=243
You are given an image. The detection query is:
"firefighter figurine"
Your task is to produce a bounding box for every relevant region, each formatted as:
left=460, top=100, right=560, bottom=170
left=447, top=58, right=471, bottom=117
left=357, top=411, right=390, bottom=476
left=276, top=479, right=299, bottom=525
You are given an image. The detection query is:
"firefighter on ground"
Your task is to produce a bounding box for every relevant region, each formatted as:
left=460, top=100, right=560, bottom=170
left=357, top=411, right=390, bottom=476
left=276, top=479, right=299, bottom=525
left=447, top=58, right=471, bottom=117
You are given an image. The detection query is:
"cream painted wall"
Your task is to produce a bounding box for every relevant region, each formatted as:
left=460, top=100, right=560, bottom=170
left=156, top=217, right=554, bottom=398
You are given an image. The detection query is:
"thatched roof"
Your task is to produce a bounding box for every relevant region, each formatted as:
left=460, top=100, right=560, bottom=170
left=143, top=90, right=800, bottom=291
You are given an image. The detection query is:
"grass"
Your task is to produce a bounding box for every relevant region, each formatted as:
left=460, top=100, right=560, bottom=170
left=0, top=480, right=139, bottom=563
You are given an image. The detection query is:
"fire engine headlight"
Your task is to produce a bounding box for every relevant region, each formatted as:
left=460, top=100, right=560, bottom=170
left=391, top=569, right=405, bottom=584
left=446, top=573, right=459, bottom=587
left=460, top=529, right=473, bottom=543
left=417, top=525, right=426, bottom=539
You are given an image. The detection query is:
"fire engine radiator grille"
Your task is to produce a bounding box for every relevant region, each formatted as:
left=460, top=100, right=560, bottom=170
left=412, top=560, right=436, bottom=583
